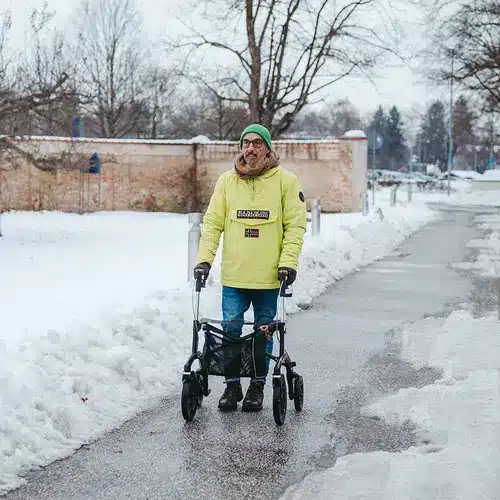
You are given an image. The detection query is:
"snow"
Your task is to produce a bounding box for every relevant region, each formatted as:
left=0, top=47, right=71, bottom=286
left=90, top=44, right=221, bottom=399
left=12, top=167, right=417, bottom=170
left=477, top=169, right=500, bottom=181
left=281, top=198, right=500, bottom=500
left=381, top=180, right=500, bottom=208
left=7, top=135, right=345, bottom=146
left=0, top=196, right=437, bottom=494
left=341, top=130, right=367, bottom=138
left=281, top=309, right=500, bottom=500
left=190, top=135, right=211, bottom=143
left=450, top=169, right=483, bottom=180
left=1, top=179, right=500, bottom=495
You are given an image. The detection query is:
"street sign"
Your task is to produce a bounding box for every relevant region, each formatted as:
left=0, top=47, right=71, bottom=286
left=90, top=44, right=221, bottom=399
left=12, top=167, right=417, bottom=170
left=368, top=132, right=383, bottom=151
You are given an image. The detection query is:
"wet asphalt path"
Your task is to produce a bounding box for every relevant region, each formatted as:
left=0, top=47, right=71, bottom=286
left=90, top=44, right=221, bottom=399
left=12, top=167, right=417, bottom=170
left=4, top=207, right=491, bottom=500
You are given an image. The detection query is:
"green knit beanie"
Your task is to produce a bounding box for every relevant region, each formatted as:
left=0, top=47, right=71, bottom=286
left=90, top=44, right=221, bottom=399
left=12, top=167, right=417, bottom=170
left=240, top=124, right=272, bottom=151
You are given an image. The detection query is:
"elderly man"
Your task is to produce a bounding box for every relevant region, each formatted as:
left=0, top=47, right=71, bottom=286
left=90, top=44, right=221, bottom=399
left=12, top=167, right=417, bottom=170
left=194, top=124, right=307, bottom=412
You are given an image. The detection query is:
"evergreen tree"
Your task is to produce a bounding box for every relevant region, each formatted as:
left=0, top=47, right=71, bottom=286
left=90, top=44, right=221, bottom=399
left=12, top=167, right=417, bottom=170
left=452, top=95, right=476, bottom=156
left=419, top=101, right=447, bottom=168
left=386, top=105, right=407, bottom=170
left=368, top=105, right=389, bottom=169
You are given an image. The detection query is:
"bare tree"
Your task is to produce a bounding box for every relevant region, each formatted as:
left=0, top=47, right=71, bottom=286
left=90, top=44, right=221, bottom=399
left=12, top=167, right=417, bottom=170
left=200, top=88, right=250, bottom=140
left=326, top=98, right=364, bottom=135
left=422, top=0, right=500, bottom=115
left=159, top=85, right=249, bottom=140
left=285, top=98, right=363, bottom=138
left=141, top=66, right=178, bottom=139
left=0, top=9, right=16, bottom=133
left=169, top=0, right=401, bottom=136
left=0, top=6, right=71, bottom=169
left=74, top=0, right=149, bottom=137
left=18, top=4, right=78, bottom=136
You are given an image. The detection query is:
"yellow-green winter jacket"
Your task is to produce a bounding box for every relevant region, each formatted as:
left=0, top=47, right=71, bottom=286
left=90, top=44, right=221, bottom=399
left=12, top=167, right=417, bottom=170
left=197, top=166, right=307, bottom=289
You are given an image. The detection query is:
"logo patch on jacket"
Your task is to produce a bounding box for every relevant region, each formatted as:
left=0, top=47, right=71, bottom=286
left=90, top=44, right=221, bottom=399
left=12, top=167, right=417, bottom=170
left=245, top=228, right=260, bottom=238
left=299, top=191, right=305, bottom=202
left=237, top=210, right=270, bottom=220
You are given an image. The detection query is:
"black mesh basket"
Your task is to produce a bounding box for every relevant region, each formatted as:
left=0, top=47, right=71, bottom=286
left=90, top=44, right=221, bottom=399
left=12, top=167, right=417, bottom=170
left=202, top=330, right=268, bottom=378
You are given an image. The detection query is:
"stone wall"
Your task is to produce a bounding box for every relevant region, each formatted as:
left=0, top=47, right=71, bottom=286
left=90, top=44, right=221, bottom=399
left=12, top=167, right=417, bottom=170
left=0, top=133, right=367, bottom=213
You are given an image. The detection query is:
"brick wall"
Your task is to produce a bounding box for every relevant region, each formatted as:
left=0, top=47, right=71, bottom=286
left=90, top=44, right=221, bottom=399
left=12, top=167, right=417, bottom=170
left=0, top=133, right=367, bottom=213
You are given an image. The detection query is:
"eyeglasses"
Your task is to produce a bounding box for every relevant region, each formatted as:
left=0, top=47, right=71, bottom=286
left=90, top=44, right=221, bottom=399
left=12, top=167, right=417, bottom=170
left=242, top=138, right=264, bottom=149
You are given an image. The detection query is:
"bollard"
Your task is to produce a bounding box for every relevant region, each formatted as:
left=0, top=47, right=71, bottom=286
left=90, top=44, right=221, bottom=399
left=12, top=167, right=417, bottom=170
left=362, top=193, right=369, bottom=216
left=390, top=186, right=397, bottom=207
left=311, top=198, right=321, bottom=236
left=407, top=182, right=412, bottom=203
left=495, top=277, right=500, bottom=320
left=188, top=213, right=202, bottom=283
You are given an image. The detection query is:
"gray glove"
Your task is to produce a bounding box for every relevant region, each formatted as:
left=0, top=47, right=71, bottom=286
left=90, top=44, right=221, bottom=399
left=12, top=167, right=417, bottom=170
left=278, top=267, right=296, bottom=286
left=194, top=262, right=211, bottom=282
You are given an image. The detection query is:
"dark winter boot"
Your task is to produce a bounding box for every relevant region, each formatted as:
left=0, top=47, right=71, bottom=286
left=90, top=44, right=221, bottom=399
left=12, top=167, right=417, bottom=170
left=218, top=381, right=243, bottom=411
left=242, top=381, right=265, bottom=412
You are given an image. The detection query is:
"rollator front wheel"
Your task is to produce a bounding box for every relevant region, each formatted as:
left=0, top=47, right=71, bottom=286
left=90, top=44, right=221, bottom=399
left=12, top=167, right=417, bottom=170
left=293, top=375, right=304, bottom=411
left=181, top=374, right=199, bottom=422
left=195, top=370, right=204, bottom=407
left=273, top=374, right=287, bottom=426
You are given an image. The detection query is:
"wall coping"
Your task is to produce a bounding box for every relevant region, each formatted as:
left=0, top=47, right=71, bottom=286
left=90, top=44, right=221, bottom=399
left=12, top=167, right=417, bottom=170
left=0, top=134, right=371, bottom=146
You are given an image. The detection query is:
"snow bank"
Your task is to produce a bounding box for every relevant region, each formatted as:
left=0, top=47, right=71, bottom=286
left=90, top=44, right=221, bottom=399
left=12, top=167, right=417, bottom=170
left=281, top=207, right=500, bottom=500
left=0, top=198, right=437, bottom=494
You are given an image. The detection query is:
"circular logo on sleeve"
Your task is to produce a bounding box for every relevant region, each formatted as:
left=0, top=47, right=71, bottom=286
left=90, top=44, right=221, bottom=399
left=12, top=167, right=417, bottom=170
left=299, top=191, right=305, bottom=202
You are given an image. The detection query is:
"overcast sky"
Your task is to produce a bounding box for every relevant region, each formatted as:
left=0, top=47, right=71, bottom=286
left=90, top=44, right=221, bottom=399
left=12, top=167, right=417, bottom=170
left=5, top=0, right=447, bottom=121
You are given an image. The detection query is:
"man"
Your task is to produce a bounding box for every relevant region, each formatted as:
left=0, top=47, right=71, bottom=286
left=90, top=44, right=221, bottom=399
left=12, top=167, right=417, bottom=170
left=194, top=124, right=307, bottom=412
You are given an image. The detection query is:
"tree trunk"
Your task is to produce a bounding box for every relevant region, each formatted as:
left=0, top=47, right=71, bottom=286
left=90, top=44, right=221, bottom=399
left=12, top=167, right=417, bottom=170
left=245, top=0, right=260, bottom=123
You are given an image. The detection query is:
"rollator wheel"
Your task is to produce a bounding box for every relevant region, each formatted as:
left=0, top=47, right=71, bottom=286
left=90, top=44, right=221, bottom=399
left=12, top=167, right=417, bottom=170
left=273, top=374, right=287, bottom=426
left=195, top=371, right=204, bottom=407
left=181, top=374, right=198, bottom=422
left=293, top=375, right=304, bottom=411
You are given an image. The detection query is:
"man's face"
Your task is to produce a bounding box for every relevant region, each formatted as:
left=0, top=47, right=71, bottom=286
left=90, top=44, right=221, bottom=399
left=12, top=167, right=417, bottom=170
left=242, top=132, right=268, bottom=166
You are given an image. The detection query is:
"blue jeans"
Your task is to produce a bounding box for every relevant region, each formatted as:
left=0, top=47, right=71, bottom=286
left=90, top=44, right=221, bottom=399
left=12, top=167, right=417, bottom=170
left=222, top=286, right=279, bottom=384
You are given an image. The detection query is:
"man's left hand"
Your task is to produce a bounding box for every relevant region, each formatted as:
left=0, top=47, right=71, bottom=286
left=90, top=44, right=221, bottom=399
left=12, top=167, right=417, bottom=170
left=278, top=267, right=297, bottom=286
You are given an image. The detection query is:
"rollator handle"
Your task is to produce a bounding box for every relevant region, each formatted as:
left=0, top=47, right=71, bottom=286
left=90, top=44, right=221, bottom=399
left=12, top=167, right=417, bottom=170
left=194, top=269, right=205, bottom=292
left=278, top=268, right=289, bottom=283
left=278, top=273, right=293, bottom=298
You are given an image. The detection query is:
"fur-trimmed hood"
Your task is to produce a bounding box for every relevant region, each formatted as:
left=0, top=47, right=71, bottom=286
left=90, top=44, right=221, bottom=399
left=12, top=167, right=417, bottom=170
left=233, top=150, right=281, bottom=180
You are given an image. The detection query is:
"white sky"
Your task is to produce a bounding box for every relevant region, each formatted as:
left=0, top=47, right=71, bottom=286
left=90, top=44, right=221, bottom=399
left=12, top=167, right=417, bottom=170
left=4, top=0, right=448, bottom=120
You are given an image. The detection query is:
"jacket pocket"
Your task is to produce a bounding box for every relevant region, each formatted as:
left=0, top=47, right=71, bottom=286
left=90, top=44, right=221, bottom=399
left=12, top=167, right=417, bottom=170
left=222, top=208, right=281, bottom=285
left=229, top=208, right=278, bottom=226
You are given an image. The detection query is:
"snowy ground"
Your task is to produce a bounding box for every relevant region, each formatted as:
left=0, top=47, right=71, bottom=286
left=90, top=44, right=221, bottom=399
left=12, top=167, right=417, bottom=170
left=0, top=179, right=498, bottom=495
left=281, top=191, right=500, bottom=499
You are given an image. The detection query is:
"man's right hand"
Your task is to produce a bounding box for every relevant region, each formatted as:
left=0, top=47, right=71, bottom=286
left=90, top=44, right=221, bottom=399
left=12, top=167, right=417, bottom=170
left=194, top=262, right=211, bottom=282
left=278, top=266, right=297, bottom=286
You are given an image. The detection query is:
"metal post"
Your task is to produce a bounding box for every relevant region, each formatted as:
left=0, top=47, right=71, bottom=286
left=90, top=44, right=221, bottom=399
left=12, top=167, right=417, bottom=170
left=98, top=171, right=101, bottom=211
left=494, top=276, right=500, bottom=319
left=311, top=198, right=321, bottom=236
left=447, top=51, right=454, bottom=196
left=78, top=171, right=83, bottom=214
left=362, top=192, right=369, bottom=215
left=188, top=212, right=202, bottom=282
left=408, top=143, right=413, bottom=202
left=87, top=173, right=91, bottom=212
left=372, top=130, right=376, bottom=205
left=390, top=186, right=397, bottom=206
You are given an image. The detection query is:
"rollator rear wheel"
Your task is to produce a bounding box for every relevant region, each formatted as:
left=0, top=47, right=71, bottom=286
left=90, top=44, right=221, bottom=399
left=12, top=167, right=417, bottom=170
left=293, top=375, right=304, bottom=411
left=181, top=374, right=199, bottom=422
left=273, top=374, right=287, bottom=426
